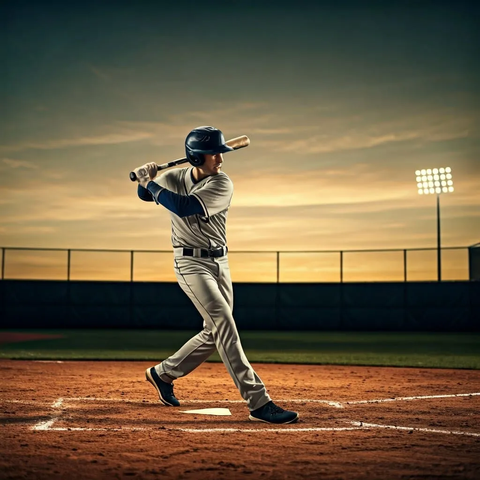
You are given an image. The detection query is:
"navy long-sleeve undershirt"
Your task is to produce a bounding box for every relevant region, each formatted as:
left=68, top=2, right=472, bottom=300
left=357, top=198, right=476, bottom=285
left=137, top=183, right=204, bottom=218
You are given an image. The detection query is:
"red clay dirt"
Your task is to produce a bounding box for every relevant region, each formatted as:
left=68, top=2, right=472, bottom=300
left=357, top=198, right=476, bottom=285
left=0, top=360, right=479, bottom=479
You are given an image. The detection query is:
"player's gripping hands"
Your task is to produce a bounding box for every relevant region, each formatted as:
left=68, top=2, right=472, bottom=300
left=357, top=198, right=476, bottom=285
left=133, top=162, right=158, bottom=188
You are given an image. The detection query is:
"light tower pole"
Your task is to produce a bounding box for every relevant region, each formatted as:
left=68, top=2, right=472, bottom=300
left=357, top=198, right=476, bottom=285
left=415, top=167, right=454, bottom=281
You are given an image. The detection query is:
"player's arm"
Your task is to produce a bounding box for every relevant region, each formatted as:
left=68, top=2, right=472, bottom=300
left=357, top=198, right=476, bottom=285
left=137, top=184, right=154, bottom=202
left=142, top=182, right=204, bottom=217
left=134, top=162, right=203, bottom=217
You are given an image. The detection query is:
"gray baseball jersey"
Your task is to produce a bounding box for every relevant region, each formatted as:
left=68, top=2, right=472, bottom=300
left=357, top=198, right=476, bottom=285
left=156, top=167, right=233, bottom=250
left=152, top=166, right=272, bottom=411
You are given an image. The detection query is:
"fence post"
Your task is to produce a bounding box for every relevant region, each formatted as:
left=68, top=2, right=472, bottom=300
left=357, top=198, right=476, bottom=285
left=130, top=251, right=134, bottom=282
left=340, top=251, right=343, bottom=283
left=276, top=251, right=280, bottom=283
left=129, top=250, right=135, bottom=325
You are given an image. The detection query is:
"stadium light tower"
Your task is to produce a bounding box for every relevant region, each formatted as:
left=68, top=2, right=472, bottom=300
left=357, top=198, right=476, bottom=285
left=415, top=167, right=454, bottom=281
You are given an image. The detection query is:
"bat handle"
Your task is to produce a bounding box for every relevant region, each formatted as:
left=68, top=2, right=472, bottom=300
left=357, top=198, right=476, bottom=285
left=129, top=171, right=138, bottom=182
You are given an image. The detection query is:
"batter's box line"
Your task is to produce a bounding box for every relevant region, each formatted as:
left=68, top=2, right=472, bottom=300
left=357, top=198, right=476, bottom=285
left=349, top=421, right=480, bottom=438
left=8, top=392, right=480, bottom=411
left=32, top=398, right=65, bottom=431
left=30, top=423, right=480, bottom=437
left=64, top=392, right=480, bottom=409
left=345, top=392, right=480, bottom=406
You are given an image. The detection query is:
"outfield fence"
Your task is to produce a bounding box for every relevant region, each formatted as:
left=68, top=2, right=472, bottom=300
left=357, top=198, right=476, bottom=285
left=0, top=245, right=477, bottom=283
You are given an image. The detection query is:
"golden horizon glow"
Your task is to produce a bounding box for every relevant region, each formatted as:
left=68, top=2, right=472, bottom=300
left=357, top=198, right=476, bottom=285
left=1, top=2, right=479, bottom=277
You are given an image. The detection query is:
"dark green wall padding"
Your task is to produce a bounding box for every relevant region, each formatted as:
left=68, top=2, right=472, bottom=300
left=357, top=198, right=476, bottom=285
left=1, top=280, right=479, bottom=331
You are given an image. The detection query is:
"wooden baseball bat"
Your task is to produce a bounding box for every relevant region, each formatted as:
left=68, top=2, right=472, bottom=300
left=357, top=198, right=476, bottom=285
left=129, top=135, right=250, bottom=182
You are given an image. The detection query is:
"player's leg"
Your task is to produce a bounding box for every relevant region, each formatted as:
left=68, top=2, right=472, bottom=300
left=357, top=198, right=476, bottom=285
left=170, top=256, right=271, bottom=411
left=146, top=319, right=216, bottom=406
left=155, top=324, right=216, bottom=382
left=216, top=256, right=233, bottom=311
left=215, top=256, right=270, bottom=399
left=215, top=256, right=299, bottom=424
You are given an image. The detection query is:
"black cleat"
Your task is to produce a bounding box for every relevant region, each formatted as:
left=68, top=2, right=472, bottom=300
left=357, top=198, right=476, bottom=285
left=249, top=401, right=299, bottom=424
left=145, top=367, right=180, bottom=407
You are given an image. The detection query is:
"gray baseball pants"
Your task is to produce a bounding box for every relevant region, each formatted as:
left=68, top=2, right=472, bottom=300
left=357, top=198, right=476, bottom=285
left=155, top=253, right=271, bottom=411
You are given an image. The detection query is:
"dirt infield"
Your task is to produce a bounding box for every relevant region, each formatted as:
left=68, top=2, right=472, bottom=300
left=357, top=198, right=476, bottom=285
left=1, top=360, right=479, bottom=479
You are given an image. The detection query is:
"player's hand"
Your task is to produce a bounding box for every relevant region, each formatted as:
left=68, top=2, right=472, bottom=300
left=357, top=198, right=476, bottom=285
left=145, top=162, right=158, bottom=180
left=133, top=165, right=151, bottom=188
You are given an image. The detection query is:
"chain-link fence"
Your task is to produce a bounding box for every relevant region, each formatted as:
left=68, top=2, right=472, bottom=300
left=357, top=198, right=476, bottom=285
left=0, top=245, right=475, bottom=282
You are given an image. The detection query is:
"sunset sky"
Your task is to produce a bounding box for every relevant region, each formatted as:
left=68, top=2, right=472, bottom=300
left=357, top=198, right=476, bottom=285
left=1, top=0, right=479, bottom=264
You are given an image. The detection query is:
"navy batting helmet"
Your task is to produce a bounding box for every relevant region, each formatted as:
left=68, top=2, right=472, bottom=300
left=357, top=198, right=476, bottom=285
left=185, top=126, right=233, bottom=166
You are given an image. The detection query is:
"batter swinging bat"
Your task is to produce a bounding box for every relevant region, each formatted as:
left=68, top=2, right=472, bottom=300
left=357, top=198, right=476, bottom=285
left=129, top=135, right=250, bottom=181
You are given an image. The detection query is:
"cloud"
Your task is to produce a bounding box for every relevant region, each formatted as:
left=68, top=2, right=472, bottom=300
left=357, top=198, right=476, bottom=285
left=2, top=158, right=39, bottom=169
left=0, top=124, right=157, bottom=153
left=254, top=112, right=475, bottom=155
left=4, top=98, right=473, bottom=158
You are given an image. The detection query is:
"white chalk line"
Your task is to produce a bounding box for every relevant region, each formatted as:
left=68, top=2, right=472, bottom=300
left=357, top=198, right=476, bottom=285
left=175, top=426, right=362, bottom=433
left=32, top=398, right=64, bottom=431
left=8, top=393, right=480, bottom=410
left=34, top=361, right=64, bottom=363
left=346, top=392, right=480, bottom=406
left=350, top=421, right=480, bottom=438
left=43, top=426, right=365, bottom=433
left=0, top=399, right=47, bottom=406
left=30, top=423, right=480, bottom=436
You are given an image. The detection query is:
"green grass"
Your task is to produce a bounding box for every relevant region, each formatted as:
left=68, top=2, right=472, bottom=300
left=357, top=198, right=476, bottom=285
left=1, top=330, right=479, bottom=369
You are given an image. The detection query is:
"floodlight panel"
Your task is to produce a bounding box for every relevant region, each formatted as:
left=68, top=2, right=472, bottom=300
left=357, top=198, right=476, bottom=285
left=415, top=167, right=454, bottom=195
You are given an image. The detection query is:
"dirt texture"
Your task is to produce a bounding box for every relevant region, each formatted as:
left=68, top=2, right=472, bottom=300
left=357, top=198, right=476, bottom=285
left=0, top=360, right=479, bottom=479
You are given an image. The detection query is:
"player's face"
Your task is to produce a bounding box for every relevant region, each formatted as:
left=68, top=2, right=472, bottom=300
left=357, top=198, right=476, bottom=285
left=202, top=153, right=224, bottom=175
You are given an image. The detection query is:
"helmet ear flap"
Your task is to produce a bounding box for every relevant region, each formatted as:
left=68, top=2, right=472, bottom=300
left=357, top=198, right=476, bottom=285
left=186, top=146, right=204, bottom=166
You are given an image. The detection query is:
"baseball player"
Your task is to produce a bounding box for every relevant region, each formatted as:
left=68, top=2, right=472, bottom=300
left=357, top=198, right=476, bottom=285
left=133, top=126, right=298, bottom=424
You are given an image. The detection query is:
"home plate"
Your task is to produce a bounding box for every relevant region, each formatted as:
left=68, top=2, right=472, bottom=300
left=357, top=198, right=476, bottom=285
left=181, top=408, right=232, bottom=416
